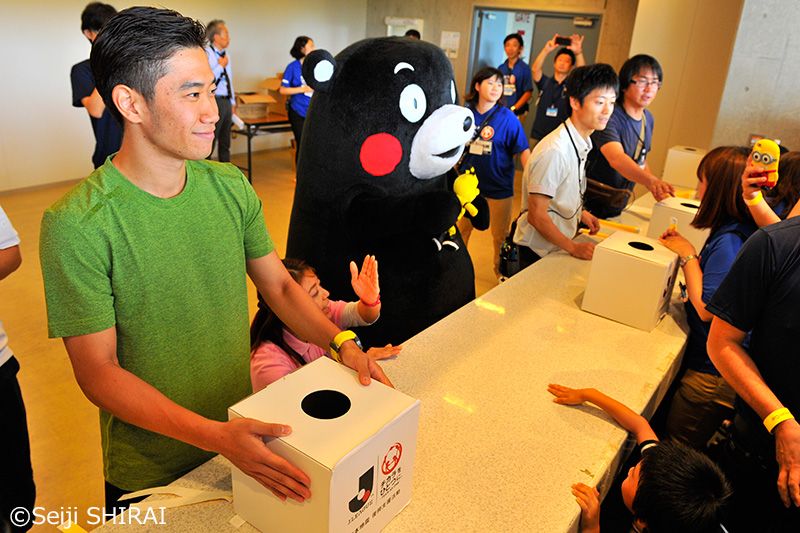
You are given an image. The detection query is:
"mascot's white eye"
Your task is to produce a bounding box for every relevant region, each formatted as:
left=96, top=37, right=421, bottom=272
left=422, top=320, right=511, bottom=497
left=752, top=151, right=762, bottom=163
left=451, top=80, right=456, bottom=104
left=314, top=60, right=334, bottom=83
left=399, top=84, right=427, bottom=123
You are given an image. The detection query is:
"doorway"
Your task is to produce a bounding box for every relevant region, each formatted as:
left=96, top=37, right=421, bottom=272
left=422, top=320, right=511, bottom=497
left=467, top=8, right=603, bottom=135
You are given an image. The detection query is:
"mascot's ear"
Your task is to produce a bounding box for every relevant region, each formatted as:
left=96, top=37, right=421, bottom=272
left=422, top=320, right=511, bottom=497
left=302, top=50, right=337, bottom=92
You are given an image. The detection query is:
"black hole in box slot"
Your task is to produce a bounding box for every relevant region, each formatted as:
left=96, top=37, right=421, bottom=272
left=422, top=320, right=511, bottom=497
left=301, top=389, right=351, bottom=420
left=628, top=241, right=654, bottom=251
left=680, top=202, right=699, bottom=209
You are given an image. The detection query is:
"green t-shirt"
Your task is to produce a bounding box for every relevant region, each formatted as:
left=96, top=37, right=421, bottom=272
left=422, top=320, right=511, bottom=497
left=40, top=158, right=274, bottom=490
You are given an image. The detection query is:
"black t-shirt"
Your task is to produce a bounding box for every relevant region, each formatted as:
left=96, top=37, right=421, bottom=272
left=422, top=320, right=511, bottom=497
left=71, top=59, right=123, bottom=169
left=706, top=216, right=800, bottom=433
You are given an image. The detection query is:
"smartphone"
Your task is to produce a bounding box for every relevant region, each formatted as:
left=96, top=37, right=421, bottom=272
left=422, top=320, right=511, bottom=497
left=555, top=36, right=571, bottom=46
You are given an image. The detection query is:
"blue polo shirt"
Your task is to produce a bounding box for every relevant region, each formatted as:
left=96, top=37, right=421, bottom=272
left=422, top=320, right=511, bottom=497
left=282, top=59, right=312, bottom=117
left=498, top=59, right=533, bottom=112
left=587, top=105, right=654, bottom=191
left=458, top=105, right=529, bottom=200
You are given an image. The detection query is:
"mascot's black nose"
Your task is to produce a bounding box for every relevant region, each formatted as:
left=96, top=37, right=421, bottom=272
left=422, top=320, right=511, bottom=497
left=463, top=116, right=473, bottom=132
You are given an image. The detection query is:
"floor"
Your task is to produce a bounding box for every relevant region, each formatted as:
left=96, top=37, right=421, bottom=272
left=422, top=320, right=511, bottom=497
left=0, top=148, right=522, bottom=531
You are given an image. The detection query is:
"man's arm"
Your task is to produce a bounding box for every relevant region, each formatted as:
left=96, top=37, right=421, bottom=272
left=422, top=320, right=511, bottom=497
left=81, top=89, right=107, bottom=119
left=63, top=326, right=313, bottom=502
left=246, top=251, right=391, bottom=387
left=708, top=317, right=800, bottom=507
left=531, top=36, right=557, bottom=83
left=527, top=193, right=594, bottom=259
left=599, top=142, right=674, bottom=201
left=0, top=244, right=21, bottom=280
left=570, top=34, right=586, bottom=67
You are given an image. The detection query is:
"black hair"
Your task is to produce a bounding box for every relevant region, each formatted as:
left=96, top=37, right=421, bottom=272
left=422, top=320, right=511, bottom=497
left=90, top=6, right=207, bottom=126
left=464, top=67, right=505, bottom=107
left=619, top=54, right=663, bottom=101
left=768, top=151, right=800, bottom=218
left=503, top=33, right=523, bottom=48
left=80, top=2, right=116, bottom=33
left=564, top=63, right=618, bottom=106
left=633, top=442, right=731, bottom=533
left=250, top=259, right=315, bottom=369
left=404, top=29, right=421, bottom=39
left=290, top=36, right=313, bottom=60
left=555, top=47, right=576, bottom=66
left=205, top=19, right=226, bottom=45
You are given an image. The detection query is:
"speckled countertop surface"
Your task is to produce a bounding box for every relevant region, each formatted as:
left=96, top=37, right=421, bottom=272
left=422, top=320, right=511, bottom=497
left=97, top=196, right=689, bottom=533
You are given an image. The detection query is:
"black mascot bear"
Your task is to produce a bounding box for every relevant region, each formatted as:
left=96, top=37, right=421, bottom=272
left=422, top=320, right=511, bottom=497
left=286, top=37, right=488, bottom=347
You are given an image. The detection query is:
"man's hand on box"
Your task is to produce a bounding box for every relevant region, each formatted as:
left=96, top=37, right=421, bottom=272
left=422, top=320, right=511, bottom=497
left=340, top=341, right=393, bottom=388
left=218, top=418, right=312, bottom=502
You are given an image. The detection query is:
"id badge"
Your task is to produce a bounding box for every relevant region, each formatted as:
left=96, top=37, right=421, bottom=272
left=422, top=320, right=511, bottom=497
left=470, top=139, right=492, bottom=155
left=469, top=142, right=483, bottom=155
left=546, top=106, right=558, bottom=117
left=503, top=75, right=515, bottom=96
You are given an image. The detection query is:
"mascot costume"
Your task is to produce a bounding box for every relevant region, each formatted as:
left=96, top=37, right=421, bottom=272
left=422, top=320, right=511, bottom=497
left=286, top=37, right=488, bottom=347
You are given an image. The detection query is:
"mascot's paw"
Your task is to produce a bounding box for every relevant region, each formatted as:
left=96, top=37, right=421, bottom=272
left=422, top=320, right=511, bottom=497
left=417, top=190, right=462, bottom=235
left=467, top=195, right=490, bottom=231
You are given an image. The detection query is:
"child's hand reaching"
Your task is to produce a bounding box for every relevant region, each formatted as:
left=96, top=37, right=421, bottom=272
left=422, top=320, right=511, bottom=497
left=572, top=483, right=601, bottom=533
left=548, top=383, right=587, bottom=405
left=350, top=255, right=380, bottom=306
left=367, top=344, right=402, bottom=360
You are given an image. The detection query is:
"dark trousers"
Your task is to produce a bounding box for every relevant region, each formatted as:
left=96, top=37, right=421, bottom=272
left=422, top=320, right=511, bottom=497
left=287, top=105, right=305, bottom=165
left=0, top=357, right=35, bottom=533
left=104, top=481, right=146, bottom=516
left=518, top=245, right=542, bottom=270
left=212, top=96, right=232, bottom=162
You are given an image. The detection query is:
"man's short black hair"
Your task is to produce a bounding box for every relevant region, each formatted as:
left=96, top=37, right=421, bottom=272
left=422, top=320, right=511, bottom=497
left=619, top=54, right=663, bottom=100
left=564, top=63, right=618, bottom=106
left=91, top=6, right=207, bottom=126
left=80, top=2, right=116, bottom=33
left=633, top=442, right=731, bottom=533
left=555, top=47, right=576, bottom=66
left=205, top=19, right=226, bottom=45
left=504, top=33, right=523, bottom=48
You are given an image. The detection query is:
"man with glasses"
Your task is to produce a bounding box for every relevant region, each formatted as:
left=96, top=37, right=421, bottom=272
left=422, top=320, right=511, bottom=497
left=585, top=55, right=674, bottom=219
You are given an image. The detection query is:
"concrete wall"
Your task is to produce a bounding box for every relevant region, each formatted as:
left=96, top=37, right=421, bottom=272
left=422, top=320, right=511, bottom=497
left=0, top=0, right=367, bottom=194
left=628, top=0, right=745, bottom=177
left=712, top=0, right=800, bottom=151
left=365, top=0, right=640, bottom=104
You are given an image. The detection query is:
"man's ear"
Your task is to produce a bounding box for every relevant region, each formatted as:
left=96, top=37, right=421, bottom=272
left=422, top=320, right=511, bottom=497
left=83, top=29, right=96, bottom=42
left=301, top=50, right=337, bottom=92
left=112, top=85, right=145, bottom=125
left=569, top=95, right=580, bottom=112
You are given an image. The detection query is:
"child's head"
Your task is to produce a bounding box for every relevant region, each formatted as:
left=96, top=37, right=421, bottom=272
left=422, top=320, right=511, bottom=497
left=464, top=67, right=504, bottom=107
left=621, top=442, right=731, bottom=533
left=250, top=259, right=328, bottom=364
left=692, top=145, right=750, bottom=231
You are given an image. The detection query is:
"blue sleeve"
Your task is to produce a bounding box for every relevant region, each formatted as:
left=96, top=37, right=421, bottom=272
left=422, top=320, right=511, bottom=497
left=505, top=113, right=530, bottom=155
left=701, top=234, right=745, bottom=304
left=282, top=61, right=299, bottom=88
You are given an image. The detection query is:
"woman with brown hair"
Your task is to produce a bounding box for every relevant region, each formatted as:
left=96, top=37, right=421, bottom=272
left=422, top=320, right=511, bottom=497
left=658, top=146, right=755, bottom=450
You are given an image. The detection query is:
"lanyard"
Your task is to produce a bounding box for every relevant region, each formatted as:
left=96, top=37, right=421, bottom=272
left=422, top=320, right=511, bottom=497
left=548, top=122, right=585, bottom=221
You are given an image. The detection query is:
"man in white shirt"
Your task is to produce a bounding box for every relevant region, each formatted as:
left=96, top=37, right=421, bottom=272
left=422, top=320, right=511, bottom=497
left=205, top=19, right=236, bottom=162
left=514, top=63, right=618, bottom=268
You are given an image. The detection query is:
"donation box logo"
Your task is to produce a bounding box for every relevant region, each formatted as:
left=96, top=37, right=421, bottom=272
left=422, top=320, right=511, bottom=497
left=348, top=467, right=374, bottom=513
left=381, top=443, right=402, bottom=475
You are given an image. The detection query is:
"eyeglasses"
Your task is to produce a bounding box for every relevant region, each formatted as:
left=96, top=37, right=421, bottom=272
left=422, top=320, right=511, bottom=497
left=631, top=78, right=662, bottom=89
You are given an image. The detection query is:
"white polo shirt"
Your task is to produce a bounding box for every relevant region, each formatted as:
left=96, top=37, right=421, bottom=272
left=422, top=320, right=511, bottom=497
left=0, top=205, right=20, bottom=367
left=514, top=118, right=591, bottom=257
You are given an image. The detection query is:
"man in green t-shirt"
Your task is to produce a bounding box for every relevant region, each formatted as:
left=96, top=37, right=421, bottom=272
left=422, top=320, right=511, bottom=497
left=40, top=6, right=389, bottom=511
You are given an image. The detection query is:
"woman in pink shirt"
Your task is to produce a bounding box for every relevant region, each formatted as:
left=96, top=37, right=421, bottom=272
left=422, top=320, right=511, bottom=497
left=250, top=256, right=401, bottom=391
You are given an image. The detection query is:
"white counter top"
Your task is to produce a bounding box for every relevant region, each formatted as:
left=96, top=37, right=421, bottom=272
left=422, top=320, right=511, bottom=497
left=97, top=196, right=689, bottom=533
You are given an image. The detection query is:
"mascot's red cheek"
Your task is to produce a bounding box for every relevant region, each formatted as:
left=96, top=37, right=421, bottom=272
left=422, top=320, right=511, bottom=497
left=359, top=133, right=403, bottom=176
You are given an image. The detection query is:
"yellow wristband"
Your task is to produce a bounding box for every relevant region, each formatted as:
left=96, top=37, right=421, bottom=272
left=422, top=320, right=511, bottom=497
left=329, top=330, right=362, bottom=363
left=764, top=407, right=795, bottom=433
left=744, top=190, right=763, bottom=206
